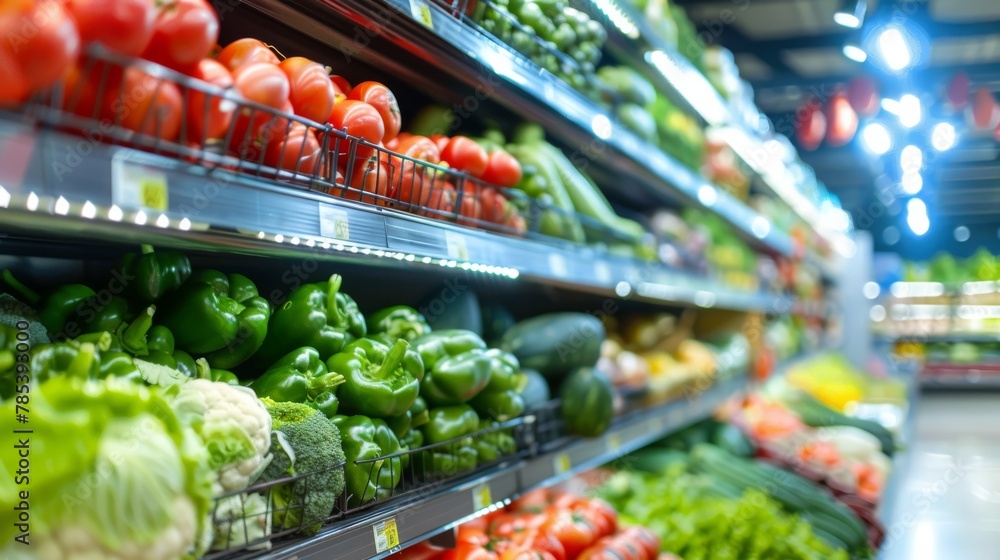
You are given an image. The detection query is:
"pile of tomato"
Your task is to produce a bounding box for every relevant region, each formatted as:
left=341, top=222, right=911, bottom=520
left=391, top=488, right=663, bottom=560
left=1, top=0, right=528, bottom=234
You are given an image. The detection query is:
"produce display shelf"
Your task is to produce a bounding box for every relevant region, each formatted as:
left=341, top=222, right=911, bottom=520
left=240, top=0, right=795, bottom=259
left=877, top=333, right=1000, bottom=344
left=919, top=374, right=1000, bottom=389
left=248, top=374, right=747, bottom=560
left=600, top=0, right=848, bottom=273
left=0, top=121, right=790, bottom=313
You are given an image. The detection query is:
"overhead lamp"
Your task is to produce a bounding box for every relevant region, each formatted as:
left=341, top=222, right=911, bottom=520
left=843, top=44, right=867, bottom=62
left=834, top=0, right=866, bottom=28
left=901, top=145, right=922, bottom=172
left=899, top=94, right=921, bottom=127
left=861, top=122, right=892, bottom=154
left=906, top=197, right=929, bottom=236
left=932, top=122, right=956, bottom=151
left=877, top=26, right=913, bottom=72
left=901, top=171, right=922, bottom=194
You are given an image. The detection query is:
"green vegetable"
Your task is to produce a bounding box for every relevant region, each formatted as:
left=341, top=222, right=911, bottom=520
left=473, top=418, right=517, bottom=464
left=422, top=404, right=480, bottom=444
left=413, top=330, right=493, bottom=405
left=259, top=399, right=347, bottom=535
left=251, top=346, right=346, bottom=406
left=2, top=270, right=97, bottom=338
left=520, top=368, right=551, bottom=410
left=0, top=293, right=49, bottom=344
left=329, top=338, right=423, bottom=418
left=144, top=325, right=197, bottom=378
left=333, top=414, right=403, bottom=508
left=117, top=245, right=191, bottom=306
left=559, top=367, right=614, bottom=437
left=468, top=349, right=526, bottom=421
left=778, top=389, right=895, bottom=456
left=416, top=404, right=481, bottom=477
left=500, top=313, right=605, bottom=379
left=367, top=305, right=432, bottom=344
left=712, top=422, right=756, bottom=458
left=617, top=103, right=658, bottom=143
left=596, top=66, right=656, bottom=107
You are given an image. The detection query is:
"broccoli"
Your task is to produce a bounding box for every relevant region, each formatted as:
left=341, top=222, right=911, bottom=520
left=258, top=398, right=346, bottom=536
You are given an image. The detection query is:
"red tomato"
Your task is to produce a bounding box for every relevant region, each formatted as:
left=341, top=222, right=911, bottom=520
left=440, top=136, right=489, bottom=177
left=511, top=489, right=555, bottom=513
left=795, top=98, right=826, bottom=151
left=423, top=180, right=457, bottom=220
left=331, top=75, right=352, bottom=96
left=540, top=509, right=597, bottom=560
left=233, top=62, right=290, bottom=109
left=503, top=209, right=527, bottom=236
left=481, top=150, right=522, bottom=187
left=344, top=155, right=391, bottom=206
left=142, top=0, right=219, bottom=72
left=440, top=543, right=499, bottom=560
left=186, top=58, right=234, bottom=143
left=230, top=100, right=291, bottom=163
left=509, top=531, right=565, bottom=560
left=579, top=498, right=618, bottom=538
left=458, top=523, right=492, bottom=547
left=620, top=527, right=659, bottom=560
left=61, top=62, right=103, bottom=117
left=489, top=513, right=547, bottom=539
left=217, top=38, right=279, bottom=72
left=102, top=67, right=183, bottom=141
left=64, top=0, right=157, bottom=56
left=386, top=132, right=412, bottom=151
left=430, top=134, right=451, bottom=152
left=457, top=189, right=483, bottom=226
left=265, top=122, right=321, bottom=176
left=394, top=135, right=441, bottom=164
left=478, top=187, right=507, bottom=224
left=349, top=81, right=402, bottom=142
left=280, top=57, right=335, bottom=124
left=0, top=0, right=80, bottom=105
left=499, top=550, right=557, bottom=560
left=329, top=99, right=385, bottom=165
left=824, top=93, right=857, bottom=147
left=387, top=542, right=447, bottom=560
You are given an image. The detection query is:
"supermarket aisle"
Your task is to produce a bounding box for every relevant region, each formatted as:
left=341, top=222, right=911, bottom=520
left=879, top=392, right=1000, bottom=560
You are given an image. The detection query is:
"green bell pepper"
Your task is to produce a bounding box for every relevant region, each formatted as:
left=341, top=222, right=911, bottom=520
left=251, top=346, right=346, bottom=404
left=254, top=274, right=366, bottom=366
left=30, top=340, right=102, bottom=384
left=412, top=330, right=487, bottom=369
left=473, top=419, right=517, bottom=464
left=0, top=325, right=23, bottom=399
left=307, top=390, right=340, bottom=418
left=367, top=306, right=431, bottom=344
left=96, top=350, right=144, bottom=383
left=421, top=404, right=480, bottom=444
left=410, top=395, right=429, bottom=428
left=332, top=415, right=403, bottom=508
left=414, top=442, right=477, bottom=479
left=386, top=410, right=412, bottom=439
left=2, top=271, right=91, bottom=337
left=329, top=338, right=422, bottom=418
left=144, top=325, right=197, bottom=378
left=417, top=405, right=483, bottom=478
left=158, top=270, right=270, bottom=368
left=469, top=350, right=527, bottom=421
left=413, top=330, right=492, bottom=406
left=118, top=245, right=191, bottom=306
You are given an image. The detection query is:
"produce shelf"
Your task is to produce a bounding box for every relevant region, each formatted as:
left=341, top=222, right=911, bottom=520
left=239, top=0, right=796, bottom=259
left=0, top=120, right=793, bottom=313
left=877, top=334, right=1000, bottom=344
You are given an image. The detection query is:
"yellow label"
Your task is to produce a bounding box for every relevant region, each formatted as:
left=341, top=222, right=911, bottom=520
left=319, top=205, right=350, bottom=240
left=553, top=453, right=571, bottom=474
left=112, top=156, right=169, bottom=212
left=445, top=231, right=469, bottom=261
left=410, top=0, right=434, bottom=29
left=472, top=484, right=492, bottom=511
left=139, top=177, right=168, bottom=211
left=373, top=518, right=400, bottom=553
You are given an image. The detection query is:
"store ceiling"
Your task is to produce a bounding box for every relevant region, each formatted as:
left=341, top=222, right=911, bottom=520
left=675, top=0, right=1000, bottom=253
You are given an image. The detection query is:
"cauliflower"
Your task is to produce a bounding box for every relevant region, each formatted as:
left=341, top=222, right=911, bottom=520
left=170, top=379, right=273, bottom=492
left=211, top=493, right=272, bottom=552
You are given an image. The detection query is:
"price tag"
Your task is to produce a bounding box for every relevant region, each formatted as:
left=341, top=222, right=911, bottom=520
left=548, top=253, right=568, bottom=278
left=472, top=483, right=493, bottom=511
left=112, top=156, right=168, bottom=211
left=319, top=204, right=350, bottom=240
left=409, top=0, right=434, bottom=29
left=372, top=518, right=400, bottom=554
left=595, top=261, right=612, bottom=285
left=553, top=453, right=571, bottom=475
left=606, top=433, right=622, bottom=454
left=445, top=231, right=469, bottom=260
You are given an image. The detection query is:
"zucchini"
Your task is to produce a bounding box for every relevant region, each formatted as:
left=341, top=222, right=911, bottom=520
left=624, top=448, right=689, bottom=473
left=560, top=367, right=614, bottom=437
left=500, top=313, right=604, bottom=379
left=782, top=391, right=895, bottom=456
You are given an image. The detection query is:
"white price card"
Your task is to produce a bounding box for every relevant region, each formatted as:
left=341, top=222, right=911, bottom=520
left=445, top=231, right=469, bottom=261
left=319, top=204, right=350, bottom=240
left=553, top=453, right=571, bottom=475
left=112, top=155, right=168, bottom=211
left=594, top=261, right=612, bottom=285
left=372, top=518, right=400, bottom=554
left=409, top=0, right=434, bottom=29
left=548, top=253, right=568, bottom=277
left=472, top=483, right=493, bottom=511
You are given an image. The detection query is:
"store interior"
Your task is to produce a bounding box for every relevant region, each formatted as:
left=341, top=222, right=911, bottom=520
left=1, top=0, right=998, bottom=558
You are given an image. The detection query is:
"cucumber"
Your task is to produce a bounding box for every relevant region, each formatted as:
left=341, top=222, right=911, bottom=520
left=499, top=312, right=605, bottom=379
left=560, top=367, right=614, bottom=437
left=782, top=391, right=895, bottom=456
left=712, top=423, right=756, bottom=457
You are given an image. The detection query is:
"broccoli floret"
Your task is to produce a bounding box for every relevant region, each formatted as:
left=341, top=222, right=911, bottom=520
left=258, top=398, right=346, bottom=536
left=0, top=293, right=49, bottom=344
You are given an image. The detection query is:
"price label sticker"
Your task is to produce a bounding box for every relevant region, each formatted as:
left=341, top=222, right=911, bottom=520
left=445, top=231, right=469, bottom=261
left=112, top=157, right=168, bottom=212
left=409, top=0, right=434, bottom=29
left=606, top=433, right=622, bottom=454
left=553, top=453, right=571, bottom=474
left=319, top=204, right=350, bottom=240
left=472, top=484, right=493, bottom=511
left=595, top=261, right=612, bottom=285
left=548, top=253, right=568, bottom=278
left=372, top=518, right=400, bottom=554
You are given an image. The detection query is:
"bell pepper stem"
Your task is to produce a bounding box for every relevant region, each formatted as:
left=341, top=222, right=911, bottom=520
left=326, top=274, right=344, bottom=324
left=309, top=372, right=346, bottom=398
left=119, top=305, right=155, bottom=356
left=140, top=244, right=155, bottom=255
left=69, top=342, right=97, bottom=378
left=375, top=339, right=410, bottom=380
left=1, top=270, right=41, bottom=305
left=195, top=358, right=212, bottom=380
left=75, top=331, right=114, bottom=352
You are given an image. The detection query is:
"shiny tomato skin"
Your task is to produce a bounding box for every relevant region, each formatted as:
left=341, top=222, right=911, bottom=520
left=331, top=75, right=352, bottom=96
left=265, top=121, right=321, bottom=176
left=217, top=38, right=279, bottom=71
left=440, top=136, right=488, bottom=177
left=0, top=0, right=80, bottom=104
left=329, top=99, right=384, bottom=166
left=64, top=0, right=157, bottom=56
left=280, top=57, right=335, bottom=124
left=186, top=58, right=234, bottom=143
left=540, top=509, right=597, bottom=560
left=510, top=489, right=555, bottom=513
left=233, top=62, right=290, bottom=109
left=229, top=100, right=291, bottom=163
left=423, top=180, right=457, bottom=220
left=142, top=0, right=219, bottom=72
left=394, top=135, right=441, bottom=164
left=481, top=150, right=523, bottom=187
left=345, top=155, right=391, bottom=206
left=349, top=81, right=402, bottom=142
left=101, top=68, right=183, bottom=141
left=430, top=134, right=450, bottom=152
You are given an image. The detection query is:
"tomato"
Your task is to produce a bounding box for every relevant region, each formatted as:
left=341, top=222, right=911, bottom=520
left=619, top=527, right=660, bottom=560
left=329, top=99, right=384, bottom=165
left=794, top=97, right=825, bottom=151
left=499, top=550, right=556, bottom=560
left=265, top=122, right=321, bottom=176
left=423, top=180, right=457, bottom=220
left=458, top=523, right=492, bottom=547
left=343, top=154, right=391, bottom=206
left=489, top=513, right=547, bottom=540
left=61, top=61, right=103, bottom=117
left=503, top=208, right=527, bottom=236
left=511, top=489, right=555, bottom=513
left=0, top=0, right=80, bottom=105
left=478, top=187, right=507, bottom=224
left=509, top=531, right=565, bottom=560
left=230, top=100, right=291, bottom=163
left=349, top=81, right=402, bottom=142
left=440, top=543, right=499, bottom=560
left=233, top=62, right=290, bottom=109
left=217, top=38, right=279, bottom=72
left=186, top=58, right=234, bottom=143
left=578, top=498, right=618, bottom=538
left=481, top=150, right=522, bottom=187
left=430, top=134, right=450, bottom=152
left=576, top=544, right=626, bottom=560
left=457, top=189, right=482, bottom=227
left=440, top=136, right=488, bottom=177
left=280, top=57, right=335, bottom=124
left=101, top=67, right=183, bottom=141
left=823, top=93, right=857, bottom=147
left=540, top=509, right=597, bottom=560
left=142, top=0, right=219, bottom=72
left=331, top=75, right=352, bottom=96
left=386, top=132, right=411, bottom=151
left=394, top=135, right=441, bottom=164
left=64, top=0, right=157, bottom=56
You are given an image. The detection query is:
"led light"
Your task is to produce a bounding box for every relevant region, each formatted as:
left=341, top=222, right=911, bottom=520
left=901, top=145, right=922, bottom=171
left=954, top=225, right=970, bottom=242
left=257, top=231, right=265, bottom=239
left=881, top=98, right=901, bottom=114
left=697, top=185, right=718, bottom=206
left=81, top=201, right=97, bottom=219
left=0, top=186, right=9, bottom=208
left=932, top=122, right=956, bottom=151
left=901, top=171, right=922, bottom=194
left=834, top=12, right=860, bottom=28
left=361, top=248, right=371, bottom=255
left=751, top=216, right=771, bottom=239
left=694, top=290, right=716, bottom=308
left=461, top=262, right=471, bottom=270
left=863, top=281, right=881, bottom=300
left=405, top=254, right=415, bottom=261
left=179, top=217, right=191, bottom=231
left=861, top=122, right=892, bottom=154
left=907, top=210, right=929, bottom=236
left=306, top=239, right=315, bottom=247
left=274, top=234, right=284, bottom=243
left=591, top=114, right=612, bottom=140
left=54, top=196, right=70, bottom=215
left=156, top=214, right=170, bottom=228
left=26, top=192, right=39, bottom=211
left=907, top=197, right=926, bottom=215
left=422, top=256, right=432, bottom=264
left=615, top=281, right=632, bottom=297
left=394, top=253, right=405, bottom=260
left=843, top=44, right=867, bottom=62
left=290, top=237, right=300, bottom=245
left=899, top=94, right=921, bottom=128
left=878, top=27, right=912, bottom=71
left=508, top=269, right=520, bottom=279
left=134, top=210, right=147, bottom=225
left=447, top=260, right=457, bottom=268
left=108, top=205, right=123, bottom=221
left=589, top=0, right=639, bottom=39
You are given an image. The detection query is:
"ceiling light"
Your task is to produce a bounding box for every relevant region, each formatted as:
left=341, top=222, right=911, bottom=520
left=843, top=44, right=867, bottom=62
left=834, top=12, right=860, bottom=28
left=901, top=171, right=922, bottom=194
left=932, top=122, right=956, bottom=151
left=899, top=94, right=921, bottom=127
left=907, top=211, right=929, bottom=236
left=901, top=145, right=922, bottom=172
left=907, top=197, right=927, bottom=216
left=861, top=122, right=892, bottom=154
left=878, top=27, right=912, bottom=72
left=835, top=0, right=866, bottom=27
